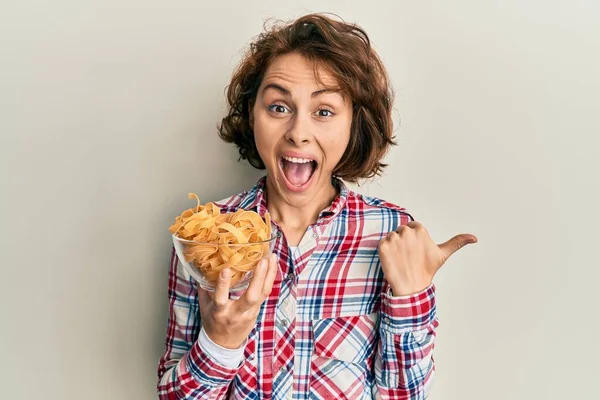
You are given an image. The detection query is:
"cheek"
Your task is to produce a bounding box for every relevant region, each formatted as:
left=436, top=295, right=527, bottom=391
left=252, top=117, right=278, bottom=165
left=253, top=131, right=268, bottom=162
left=325, top=122, right=352, bottom=163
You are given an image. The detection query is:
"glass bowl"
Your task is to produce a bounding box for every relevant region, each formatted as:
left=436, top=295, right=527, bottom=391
left=172, top=233, right=277, bottom=292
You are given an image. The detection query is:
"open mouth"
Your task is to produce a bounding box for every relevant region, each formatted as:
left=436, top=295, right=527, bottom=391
left=279, top=156, right=318, bottom=190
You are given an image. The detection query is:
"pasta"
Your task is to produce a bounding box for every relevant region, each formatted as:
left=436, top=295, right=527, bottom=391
left=169, top=193, right=273, bottom=287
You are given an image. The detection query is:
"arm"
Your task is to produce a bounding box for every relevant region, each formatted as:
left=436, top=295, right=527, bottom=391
left=156, top=248, right=242, bottom=399
left=375, top=212, right=476, bottom=399
left=373, top=283, right=438, bottom=399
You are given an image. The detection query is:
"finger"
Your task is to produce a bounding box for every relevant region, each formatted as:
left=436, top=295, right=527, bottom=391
left=240, top=258, right=269, bottom=307
left=197, top=285, right=212, bottom=304
left=396, top=222, right=416, bottom=235
left=394, top=224, right=406, bottom=234
left=438, top=233, right=478, bottom=260
left=197, top=285, right=215, bottom=317
left=406, top=221, right=421, bottom=229
left=386, top=230, right=399, bottom=240
left=213, top=268, right=232, bottom=308
left=262, top=253, right=279, bottom=296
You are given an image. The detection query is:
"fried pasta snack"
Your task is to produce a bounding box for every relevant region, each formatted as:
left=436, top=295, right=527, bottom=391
left=169, top=194, right=272, bottom=286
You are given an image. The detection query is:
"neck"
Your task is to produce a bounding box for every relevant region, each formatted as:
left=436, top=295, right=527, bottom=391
left=264, top=175, right=338, bottom=231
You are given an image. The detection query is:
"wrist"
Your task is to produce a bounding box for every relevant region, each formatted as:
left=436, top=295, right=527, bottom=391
left=204, top=329, right=246, bottom=350
left=389, top=281, right=431, bottom=297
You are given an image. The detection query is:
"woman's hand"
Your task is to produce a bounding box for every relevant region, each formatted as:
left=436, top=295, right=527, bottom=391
left=197, top=253, right=279, bottom=349
left=378, top=221, right=478, bottom=296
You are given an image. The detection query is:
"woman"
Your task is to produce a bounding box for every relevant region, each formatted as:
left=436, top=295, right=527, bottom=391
left=157, top=13, right=477, bottom=400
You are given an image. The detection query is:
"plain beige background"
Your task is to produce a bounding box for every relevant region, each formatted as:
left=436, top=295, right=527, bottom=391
left=1, top=1, right=599, bottom=399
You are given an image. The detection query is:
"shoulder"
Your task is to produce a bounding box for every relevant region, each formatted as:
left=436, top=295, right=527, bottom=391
left=211, top=189, right=250, bottom=213
left=346, top=189, right=416, bottom=224
left=209, top=177, right=265, bottom=213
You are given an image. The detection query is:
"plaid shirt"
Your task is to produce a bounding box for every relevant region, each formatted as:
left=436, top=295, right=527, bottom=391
left=157, top=176, right=438, bottom=399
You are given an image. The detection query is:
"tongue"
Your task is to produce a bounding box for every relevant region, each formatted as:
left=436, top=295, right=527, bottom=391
left=282, top=160, right=314, bottom=187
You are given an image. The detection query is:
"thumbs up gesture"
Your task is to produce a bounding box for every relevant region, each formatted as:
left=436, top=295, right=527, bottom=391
left=378, top=221, right=478, bottom=296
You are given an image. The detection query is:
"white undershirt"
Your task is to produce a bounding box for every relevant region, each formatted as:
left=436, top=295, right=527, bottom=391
left=198, top=327, right=245, bottom=368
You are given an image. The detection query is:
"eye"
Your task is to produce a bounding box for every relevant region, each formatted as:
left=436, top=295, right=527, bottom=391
left=268, top=104, right=290, bottom=114
left=316, top=108, right=334, bottom=118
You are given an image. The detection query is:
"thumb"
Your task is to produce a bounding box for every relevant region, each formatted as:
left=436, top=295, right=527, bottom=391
left=438, top=233, right=478, bottom=261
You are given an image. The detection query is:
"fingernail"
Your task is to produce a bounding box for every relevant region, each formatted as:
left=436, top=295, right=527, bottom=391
left=221, top=268, right=230, bottom=279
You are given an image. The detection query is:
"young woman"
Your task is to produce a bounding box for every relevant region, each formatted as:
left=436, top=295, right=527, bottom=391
left=157, top=13, right=477, bottom=400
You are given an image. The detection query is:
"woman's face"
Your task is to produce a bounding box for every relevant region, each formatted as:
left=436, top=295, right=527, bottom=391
left=251, top=52, right=353, bottom=208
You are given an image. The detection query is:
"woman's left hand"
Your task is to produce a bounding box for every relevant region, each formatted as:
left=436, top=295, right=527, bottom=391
left=378, top=221, right=478, bottom=296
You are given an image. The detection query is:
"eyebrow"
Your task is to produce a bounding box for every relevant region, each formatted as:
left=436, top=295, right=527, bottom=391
left=262, top=83, right=341, bottom=98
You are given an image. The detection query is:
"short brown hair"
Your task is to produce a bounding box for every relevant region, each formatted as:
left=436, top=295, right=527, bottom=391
left=218, top=13, right=395, bottom=183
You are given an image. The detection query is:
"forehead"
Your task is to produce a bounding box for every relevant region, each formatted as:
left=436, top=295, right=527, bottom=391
left=260, top=53, right=340, bottom=91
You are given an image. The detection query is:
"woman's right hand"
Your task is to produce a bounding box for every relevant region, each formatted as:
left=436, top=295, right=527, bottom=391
left=197, top=253, right=279, bottom=349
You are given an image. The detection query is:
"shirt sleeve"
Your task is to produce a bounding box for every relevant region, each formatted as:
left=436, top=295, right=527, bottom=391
left=156, top=247, right=243, bottom=399
left=373, top=283, right=438, bottom=399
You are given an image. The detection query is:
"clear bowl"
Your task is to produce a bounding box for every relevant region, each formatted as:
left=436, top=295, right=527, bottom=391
left=172, top=233, right=277, bottom=292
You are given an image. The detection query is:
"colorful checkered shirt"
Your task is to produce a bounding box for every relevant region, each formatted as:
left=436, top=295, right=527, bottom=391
left=157, top=176, right=438, bottom=399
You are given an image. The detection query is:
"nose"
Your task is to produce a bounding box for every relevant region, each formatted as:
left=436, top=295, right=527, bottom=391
left=284, top=113, right=311, bottom=145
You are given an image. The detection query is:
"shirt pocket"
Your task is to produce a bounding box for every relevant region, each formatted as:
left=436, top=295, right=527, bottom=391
left=310, top=312, right=379, bottom=398
left=312, top=311, right=379, bottom=363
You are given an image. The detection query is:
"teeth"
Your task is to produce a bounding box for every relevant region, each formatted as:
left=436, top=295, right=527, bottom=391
left=282, top=156, right=313, bottom=164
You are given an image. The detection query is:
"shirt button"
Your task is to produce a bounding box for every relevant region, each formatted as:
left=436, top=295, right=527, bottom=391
left=280, top=366, right=286, bottom=373
left=312, top=233, right=318, bottom=239
left=287, top=273, right=294, bottom=281
left=279, top=319, right=288, bottom=327
left=248, top=354, right=255, bottom=361
left=277, top=231, right=282, bottom=238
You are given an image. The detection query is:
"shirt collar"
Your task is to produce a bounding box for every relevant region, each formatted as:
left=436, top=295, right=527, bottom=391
left=240, top=175, right=349, bottom=225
